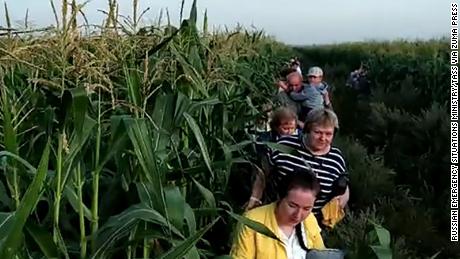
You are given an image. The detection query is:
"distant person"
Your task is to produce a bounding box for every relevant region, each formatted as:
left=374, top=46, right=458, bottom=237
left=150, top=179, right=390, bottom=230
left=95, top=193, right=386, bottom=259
left=346, top=63, right=370, bottom=95
left=231, top=169, right=325, bottom=259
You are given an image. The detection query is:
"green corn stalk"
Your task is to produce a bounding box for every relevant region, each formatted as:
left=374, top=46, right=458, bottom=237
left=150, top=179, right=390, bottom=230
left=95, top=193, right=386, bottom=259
left=53, top=132, right=64, bottom=245
left=91, top=90, right=102, bottom=253
left=76, top=162, right=87, bottom=259
left=143, top=222, right=149, bottom=259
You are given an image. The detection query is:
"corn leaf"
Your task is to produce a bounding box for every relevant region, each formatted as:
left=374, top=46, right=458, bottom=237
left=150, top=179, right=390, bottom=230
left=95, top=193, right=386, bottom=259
left=25, top=221, right=59, bottom=258
left=123, top=65, right=142, bottom=108
left=125, top=118, right=167, bottom=216
left=158, top=217, right=219, bottom=259
left=151, top=94, right=175, bottom=152
left=62, top=87, right=89, bottom=138
left=227, top=211, right=281, bottom=242
left=369, top=221, right=391, bottom=247
left=183, top=113, right=213, bottom=178
left=183, top=203, right=196, bottom=236
left=91, top=203, right=184, bottom=258
left=191, top=177, right=216, bottom=208
left=63, top=185, right=92, bottom=220
left=0, top=212, right=14, bottom=239
left=0, top=138, right=51, bottom=258
left=164, top=186, right=186, bottom=230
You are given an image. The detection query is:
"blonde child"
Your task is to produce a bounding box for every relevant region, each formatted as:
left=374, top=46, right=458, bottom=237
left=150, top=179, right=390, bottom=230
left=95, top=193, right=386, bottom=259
left=269, top=107, right=300, bottom=137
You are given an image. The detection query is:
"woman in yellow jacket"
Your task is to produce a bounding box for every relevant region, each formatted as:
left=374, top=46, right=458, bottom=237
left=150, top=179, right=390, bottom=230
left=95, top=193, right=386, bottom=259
left=230, top=170, right=325, bottom=259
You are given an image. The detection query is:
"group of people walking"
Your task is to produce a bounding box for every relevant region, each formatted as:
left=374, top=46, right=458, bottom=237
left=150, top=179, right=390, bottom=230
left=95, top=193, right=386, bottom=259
left=231, top=60, right=352, bottom=259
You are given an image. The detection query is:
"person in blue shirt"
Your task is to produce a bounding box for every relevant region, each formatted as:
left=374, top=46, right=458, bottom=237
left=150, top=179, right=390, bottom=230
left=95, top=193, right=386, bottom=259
left=289, top=67, right=333, bottom=123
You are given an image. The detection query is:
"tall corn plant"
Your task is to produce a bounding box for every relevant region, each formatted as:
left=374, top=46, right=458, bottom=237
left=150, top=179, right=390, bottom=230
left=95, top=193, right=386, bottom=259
left=0, top=139, right=51, bottom=258
left=0, top=1, right=293, bottom=258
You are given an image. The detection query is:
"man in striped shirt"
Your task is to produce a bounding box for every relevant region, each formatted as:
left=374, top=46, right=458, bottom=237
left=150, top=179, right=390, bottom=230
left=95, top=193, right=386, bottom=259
left=247, top=108, right=350, bottom=221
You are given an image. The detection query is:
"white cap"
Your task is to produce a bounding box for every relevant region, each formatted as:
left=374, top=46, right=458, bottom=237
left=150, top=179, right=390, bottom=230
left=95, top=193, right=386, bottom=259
left=307, top=66, right=323, bottom=77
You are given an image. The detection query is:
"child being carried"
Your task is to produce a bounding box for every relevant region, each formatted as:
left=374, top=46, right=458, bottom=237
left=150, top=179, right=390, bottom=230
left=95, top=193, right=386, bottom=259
left=289, top=66, right=332, bottom=122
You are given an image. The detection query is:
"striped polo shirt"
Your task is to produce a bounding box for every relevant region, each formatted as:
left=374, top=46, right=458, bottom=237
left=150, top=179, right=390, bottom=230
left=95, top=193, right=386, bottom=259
left=269, top=135, right=347, bottom=215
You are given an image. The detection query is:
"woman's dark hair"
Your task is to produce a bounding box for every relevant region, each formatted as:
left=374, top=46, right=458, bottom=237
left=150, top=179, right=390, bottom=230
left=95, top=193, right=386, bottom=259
left=277, top=167, right=321, bottom=199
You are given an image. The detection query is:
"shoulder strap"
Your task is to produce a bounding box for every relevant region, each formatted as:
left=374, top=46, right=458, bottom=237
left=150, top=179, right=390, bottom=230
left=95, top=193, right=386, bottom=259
left=295, top=223, right=310, bottom=252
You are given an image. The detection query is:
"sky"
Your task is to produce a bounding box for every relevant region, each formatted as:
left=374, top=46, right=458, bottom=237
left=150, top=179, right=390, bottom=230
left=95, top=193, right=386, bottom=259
left=1, top=0, right=450, bottom=45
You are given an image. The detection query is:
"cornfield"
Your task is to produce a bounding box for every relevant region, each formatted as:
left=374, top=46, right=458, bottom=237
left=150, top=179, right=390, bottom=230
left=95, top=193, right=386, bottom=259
left=0, top=0, right=291, bottom=258
left=0, top=0, right=456, bottom=258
